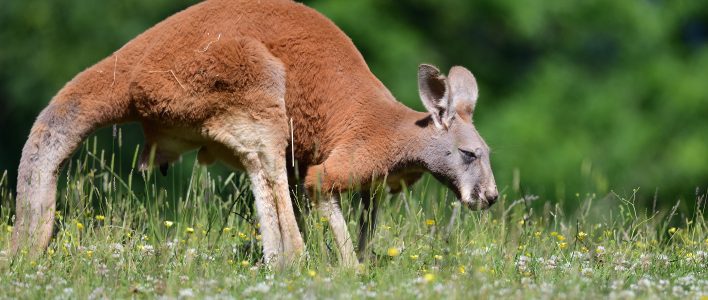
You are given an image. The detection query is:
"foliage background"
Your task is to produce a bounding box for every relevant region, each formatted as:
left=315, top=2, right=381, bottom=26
left=0, top=0, right=706, bottom=209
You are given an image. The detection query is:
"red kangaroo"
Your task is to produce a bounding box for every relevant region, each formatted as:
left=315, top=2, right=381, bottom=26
left=12, top=0, right=498, bottom=266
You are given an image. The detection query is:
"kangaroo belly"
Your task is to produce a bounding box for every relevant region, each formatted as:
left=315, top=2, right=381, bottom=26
left=138, top=123, right=206, bottom=170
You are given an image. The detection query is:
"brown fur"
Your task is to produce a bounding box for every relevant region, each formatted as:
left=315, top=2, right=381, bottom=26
left=12, top=0, right=498, bottom=265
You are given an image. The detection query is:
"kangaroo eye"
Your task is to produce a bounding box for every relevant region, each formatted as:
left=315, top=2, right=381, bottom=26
left=459, top=149, right=477, bottom=162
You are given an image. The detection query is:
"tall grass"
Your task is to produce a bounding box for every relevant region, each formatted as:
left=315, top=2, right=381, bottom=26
left=0, top=133, right=705, bottom=299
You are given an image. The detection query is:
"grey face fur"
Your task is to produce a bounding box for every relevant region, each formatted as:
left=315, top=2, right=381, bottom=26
left=418, top=64, right=498, bottom=210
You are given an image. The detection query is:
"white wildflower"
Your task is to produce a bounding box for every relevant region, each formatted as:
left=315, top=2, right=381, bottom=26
left=656, top=254, right=669, bottom=266
left=671, top=285, right=685, bottom=297
left=96, top=263, right=109, bottom=276
left=610, top=280, right=624, bottom=291
left=675, top=274, right=695, bottom=287
left=243, top=282, right=271, bottom=295
left=88, top=287, right=105, bottom=300
left=635, top=278, right=652, bottom=291
left=609, top=290, right=635, bottom=300
left=516, top=255, right=530, bottom=272
left=141, top=244, right=155, bottom=256
left=545, top=255, right=558, bottom=270
left=638, top=254, right=651, bottom=269
left=520, top=277, right=534, bottom=286
left=656, top=279, right=669, bottom=291
left=178, top=288, right=195, bottom=298
left=185, top=248, right=197, bottom=261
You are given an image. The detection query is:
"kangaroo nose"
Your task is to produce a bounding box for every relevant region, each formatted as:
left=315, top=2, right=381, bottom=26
left=485, top=190, right=499, bottom=204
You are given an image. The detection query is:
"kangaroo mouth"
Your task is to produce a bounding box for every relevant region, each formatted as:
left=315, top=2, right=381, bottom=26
left=459, top=186, right=493, bottom=211
left=460, top=197, right=492, bottom=211
left=454, top=187, right=493, bottom=211
left=433, top=174, right=493, bottom=211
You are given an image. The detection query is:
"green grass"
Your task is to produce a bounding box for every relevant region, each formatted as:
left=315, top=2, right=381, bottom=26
left=0, top=136, right=706, bottom=299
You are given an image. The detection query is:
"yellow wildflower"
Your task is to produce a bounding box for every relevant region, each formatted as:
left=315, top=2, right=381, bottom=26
left=164, top=221, right=174, bottom=228
left=222, top=227, right=232, bottom=233
left=241, top=260, right=250, bottom=267
left=76, top=222, right=84, bottom=231
left=95, top=215, right=105, bottom=221
left=86, top=250, right=94, bottom=258
left=47, top=248, right=55, bottom=256
left=185, top=227, right=195, bottom=234
left=5, top=225, right=12, bottom=233
left=227, top=259, right=234, bottom=265
left=238, top=232, right=248, bottom=239
left=387, top=247, right=400, bottom=257
left=319, top=216, right=328, bottom=223
left=423, top=273, right=435, bottom=283
left=458, top=266, right=466, bottom=274
left=578, top=231, right=587, bottom=241
left=434, top=254, right=443, bottom=260
left=559, top=242, right=568, bottom=250
left=668, top=227, right=677, bottom=234
left=425, top=219, right=436, bottom=226
left=534, top=231, right=542, bottom=238
left=550, top=231, right=559, bottom=237
left=308, top=270, right=317, bottom=277
left=581, top=246, right=589, bottom=253
left=410, top=255, right=419, bottom=260
left=556, top=235, right=566, bottom=242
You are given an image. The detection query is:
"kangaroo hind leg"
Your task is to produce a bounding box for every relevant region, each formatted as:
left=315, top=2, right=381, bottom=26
left=200, top=37, right=304, bottom=265
left=207, top=109, right=304, bottom=266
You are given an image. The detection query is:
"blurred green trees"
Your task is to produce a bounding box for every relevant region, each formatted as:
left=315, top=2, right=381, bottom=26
left=1, top=0, right=706, bottom=207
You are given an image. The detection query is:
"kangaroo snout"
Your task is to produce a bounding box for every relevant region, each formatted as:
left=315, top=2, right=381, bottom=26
left=485, top=187, right=499, bottom=204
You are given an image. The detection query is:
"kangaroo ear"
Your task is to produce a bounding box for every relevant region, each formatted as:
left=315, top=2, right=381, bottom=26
left=448, top=66, right=478, bottom=120
left=418, top=64, right=453, bottom=129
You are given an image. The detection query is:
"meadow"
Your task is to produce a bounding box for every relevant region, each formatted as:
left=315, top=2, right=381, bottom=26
left=0, top=136, right=706, bottom=299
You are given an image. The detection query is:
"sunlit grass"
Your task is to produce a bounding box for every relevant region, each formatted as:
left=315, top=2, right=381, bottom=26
left=0, top=136, right=706, bottom=299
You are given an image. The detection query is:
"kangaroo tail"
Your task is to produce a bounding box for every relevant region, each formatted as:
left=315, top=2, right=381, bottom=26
left=11, top=59, right=132, bottom=255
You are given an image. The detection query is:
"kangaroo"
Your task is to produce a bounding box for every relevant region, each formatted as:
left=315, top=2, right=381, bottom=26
left=12, top=0, right=498, bottom=266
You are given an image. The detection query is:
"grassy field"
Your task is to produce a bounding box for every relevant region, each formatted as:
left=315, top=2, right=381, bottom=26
left=0, top=137, right=706, bottom=299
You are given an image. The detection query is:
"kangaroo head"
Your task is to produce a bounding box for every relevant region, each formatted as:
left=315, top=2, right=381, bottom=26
left=417, top=64, right=498, bottom=210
